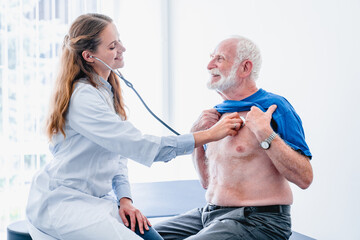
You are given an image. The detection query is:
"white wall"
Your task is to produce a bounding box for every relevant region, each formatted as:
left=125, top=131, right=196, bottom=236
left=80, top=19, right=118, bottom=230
left=167, top=0, right=360, bottom=239
left=90, top=0, right=360, bottom=238
left=2, top=0, right=356, bottom=238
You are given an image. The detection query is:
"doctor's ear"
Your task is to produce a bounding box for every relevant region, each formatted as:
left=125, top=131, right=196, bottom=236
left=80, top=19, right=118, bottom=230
left=82, top=51, right=95, bottom=63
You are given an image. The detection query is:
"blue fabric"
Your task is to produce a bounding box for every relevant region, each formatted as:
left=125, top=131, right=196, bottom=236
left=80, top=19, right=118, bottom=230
left=214, top=88, right=312, bottom=159
left=135, top=227, right=163, bottom=240
left=126, top=215, right=164, bottom=240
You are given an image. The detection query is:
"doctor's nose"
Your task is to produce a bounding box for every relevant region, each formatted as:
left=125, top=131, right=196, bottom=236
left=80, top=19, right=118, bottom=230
left=117, top=42, right=126, bottom=53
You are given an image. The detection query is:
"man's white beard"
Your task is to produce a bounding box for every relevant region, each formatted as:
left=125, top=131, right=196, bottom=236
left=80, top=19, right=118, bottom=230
left=207, top=66, right=238, bottom=92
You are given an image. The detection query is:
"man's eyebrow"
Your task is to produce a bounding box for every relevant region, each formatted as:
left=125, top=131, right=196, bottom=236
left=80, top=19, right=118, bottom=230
left=211, top=53, right=226, bottom=58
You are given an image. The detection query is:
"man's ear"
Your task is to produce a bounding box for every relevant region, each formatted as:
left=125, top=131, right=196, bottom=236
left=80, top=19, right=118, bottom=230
left=82, top=51, right=94, bottom=63
left=238, top=60, right=253, bottom=78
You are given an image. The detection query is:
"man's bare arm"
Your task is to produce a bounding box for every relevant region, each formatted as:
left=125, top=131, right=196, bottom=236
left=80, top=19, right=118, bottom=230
left=192, top=147, right=209, bottom=189
left=190, top=109, right=222, bottom=189
left=246, top=105, right=313, bottom=189
left=260, top=131, right=313, bottom=189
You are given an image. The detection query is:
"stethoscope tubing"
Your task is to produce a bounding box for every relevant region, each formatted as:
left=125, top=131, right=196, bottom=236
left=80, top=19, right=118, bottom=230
left=91, top=56, right=180, bottom=135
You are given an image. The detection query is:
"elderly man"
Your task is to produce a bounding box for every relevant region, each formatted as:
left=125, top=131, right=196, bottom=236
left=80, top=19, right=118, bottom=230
left=154, top=36, right=313, bottom=240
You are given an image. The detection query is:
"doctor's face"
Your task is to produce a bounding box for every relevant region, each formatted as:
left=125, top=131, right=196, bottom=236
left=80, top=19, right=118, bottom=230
left=93, top=23, right=126, bottom=71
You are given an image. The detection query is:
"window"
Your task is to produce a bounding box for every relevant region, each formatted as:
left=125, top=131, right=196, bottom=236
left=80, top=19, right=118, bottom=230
left=0, top=1, right=78, bottom=237
left=0, top=0, right=172, bottom=237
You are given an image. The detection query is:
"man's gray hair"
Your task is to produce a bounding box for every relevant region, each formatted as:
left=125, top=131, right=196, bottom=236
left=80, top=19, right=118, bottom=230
left=231, top=35, right=262, bottom=81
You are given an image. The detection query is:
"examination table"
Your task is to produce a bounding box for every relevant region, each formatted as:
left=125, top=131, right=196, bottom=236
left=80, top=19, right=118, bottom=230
left=7, top=180, right=315, bottom=240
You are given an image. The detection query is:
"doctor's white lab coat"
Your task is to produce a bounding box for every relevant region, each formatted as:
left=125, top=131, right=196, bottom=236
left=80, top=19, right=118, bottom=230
left=26, top=77, right=194, bottom=240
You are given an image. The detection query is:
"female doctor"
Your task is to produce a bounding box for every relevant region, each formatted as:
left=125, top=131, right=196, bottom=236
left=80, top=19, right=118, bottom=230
left=26, top=13, right=242, bottom=240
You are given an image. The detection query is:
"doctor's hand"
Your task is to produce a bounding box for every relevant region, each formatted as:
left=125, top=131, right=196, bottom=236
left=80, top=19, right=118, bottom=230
left=193, top=112, right=241, bottom=148
left=119, top=197, right=151, bottom=235
left=191, top=109, right=221, bottom=132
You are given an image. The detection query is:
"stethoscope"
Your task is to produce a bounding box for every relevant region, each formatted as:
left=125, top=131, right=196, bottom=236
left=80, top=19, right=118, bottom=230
left=90, top=55, right=180, bottom=135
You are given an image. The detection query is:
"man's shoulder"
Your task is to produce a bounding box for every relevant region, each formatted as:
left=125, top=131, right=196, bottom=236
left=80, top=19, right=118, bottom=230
left=257, top=89, right=293, bottom=109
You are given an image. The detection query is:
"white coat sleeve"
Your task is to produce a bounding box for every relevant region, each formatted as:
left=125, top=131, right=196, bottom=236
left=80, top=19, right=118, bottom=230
left=112, top=157, right=131, bottom=202
left=68, top=84, right=194, bottom=167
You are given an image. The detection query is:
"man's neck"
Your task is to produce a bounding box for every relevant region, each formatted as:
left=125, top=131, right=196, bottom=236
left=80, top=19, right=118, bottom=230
left=218, top=79, right=258, bottom=101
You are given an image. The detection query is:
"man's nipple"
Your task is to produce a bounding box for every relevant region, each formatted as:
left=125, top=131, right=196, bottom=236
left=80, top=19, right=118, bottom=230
left=236, top=145, right=245, bottom=152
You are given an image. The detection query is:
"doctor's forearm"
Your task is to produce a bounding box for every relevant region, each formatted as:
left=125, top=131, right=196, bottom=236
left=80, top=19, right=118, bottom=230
left=193, top=131, right=212, bottom=148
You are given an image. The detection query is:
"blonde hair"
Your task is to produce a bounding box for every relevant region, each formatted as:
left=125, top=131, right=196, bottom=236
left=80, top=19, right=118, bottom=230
left=46, top=13, right=127, bottom=140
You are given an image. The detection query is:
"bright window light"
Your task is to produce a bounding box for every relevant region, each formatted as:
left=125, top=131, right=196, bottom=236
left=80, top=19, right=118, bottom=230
left=0, top=0, right=178, bottom=238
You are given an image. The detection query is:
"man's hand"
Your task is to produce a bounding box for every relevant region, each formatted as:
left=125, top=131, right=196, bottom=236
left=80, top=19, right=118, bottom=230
left=119, top=198, right=151, bottom=235
left=191, top=109, right=221, bottom=132
left=245, top=105, right=277, bottom=137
